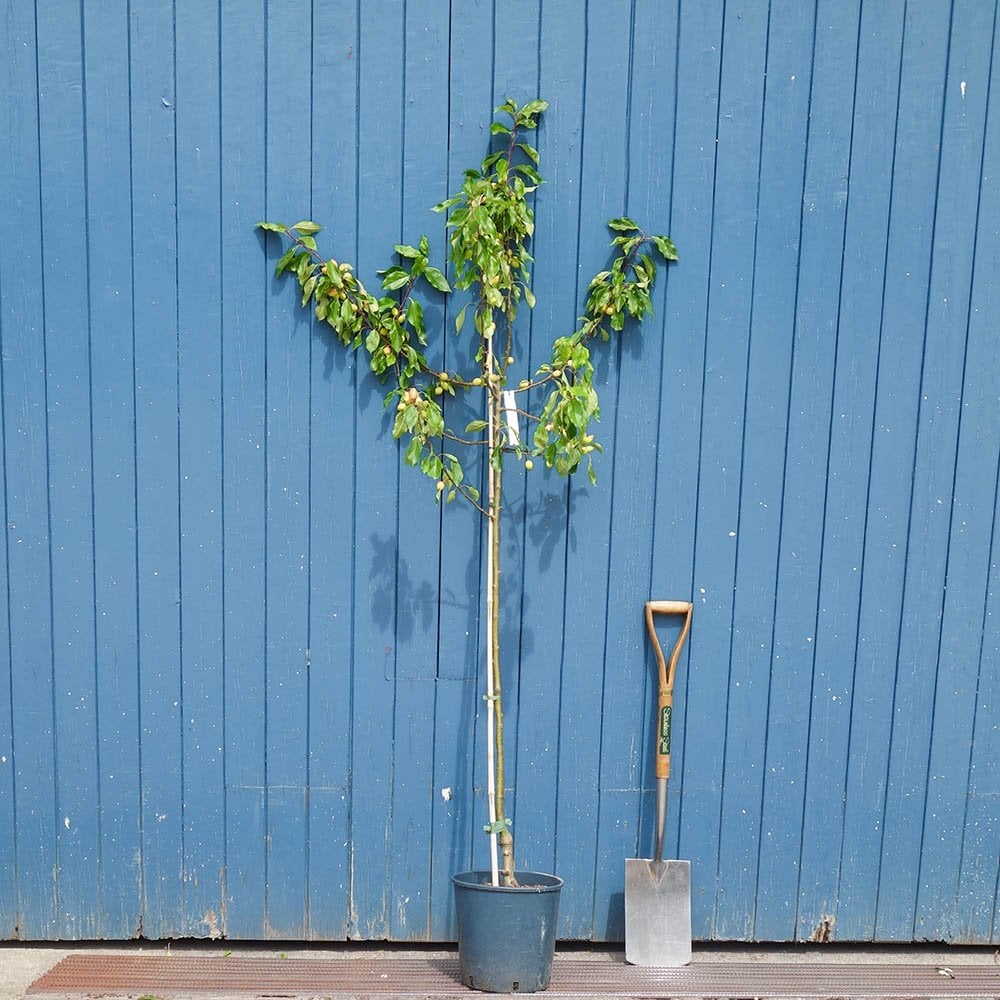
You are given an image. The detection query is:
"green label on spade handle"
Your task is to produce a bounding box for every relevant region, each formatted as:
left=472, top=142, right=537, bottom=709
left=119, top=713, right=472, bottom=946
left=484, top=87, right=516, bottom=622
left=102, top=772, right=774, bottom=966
left=659, top=704, right=672, bottom=756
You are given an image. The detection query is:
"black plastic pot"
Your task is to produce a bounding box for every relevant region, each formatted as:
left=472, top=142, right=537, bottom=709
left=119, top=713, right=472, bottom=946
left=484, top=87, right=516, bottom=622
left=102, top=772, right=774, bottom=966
left=452, top=870, right=563, bottom=993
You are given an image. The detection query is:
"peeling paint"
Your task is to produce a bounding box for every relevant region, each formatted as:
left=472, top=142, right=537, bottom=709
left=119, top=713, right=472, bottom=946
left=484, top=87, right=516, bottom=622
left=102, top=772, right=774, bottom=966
left=809, top=914, right=836, bottom=942
left=202, top=908, right=221, bottom=939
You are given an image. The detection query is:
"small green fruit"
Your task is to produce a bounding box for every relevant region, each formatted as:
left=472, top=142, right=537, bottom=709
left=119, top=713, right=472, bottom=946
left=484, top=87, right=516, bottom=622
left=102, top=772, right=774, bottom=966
left=524, top=459, right=534, bottom=471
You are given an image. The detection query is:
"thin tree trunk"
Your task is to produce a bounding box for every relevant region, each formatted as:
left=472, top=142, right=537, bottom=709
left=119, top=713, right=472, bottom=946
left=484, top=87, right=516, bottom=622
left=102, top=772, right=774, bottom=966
left=490, top=385, right=516, bottom=887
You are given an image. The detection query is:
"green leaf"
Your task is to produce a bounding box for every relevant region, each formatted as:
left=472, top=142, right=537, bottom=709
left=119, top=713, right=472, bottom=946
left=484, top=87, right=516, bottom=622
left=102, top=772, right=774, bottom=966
left=406, top=298, right=425, bottom=337
left=291, top=220, right=322, bottom=235
left=607, top=216, right=640, bottom=232
left=514, top=163, right=543, bottom=186
left=432, top=195, right=461, bottom=214
left=490, top=122, right=511, bottom=135
left=465, top=419, right=488, bottom=433
left=515, top=142, right=540, bottom=165
left=481, top=151, right=504, bottom=172
left=454, top=303, right=468, bottom=334
left=257, top=221, right=288, bottom=233
left=523, top=286, right=536, bottom=309
left=520, top=99, right=548, bottom=116
left=652, top=234, right=679, bottom=261
left=295, top=254, right=314, bottom=281
left=380, top=267, right=410, bottom=291
left=423, top=266, right=451, bottom=293
left=587, top=459, right=597, bottom=486
left=275, top=247, right=296, bottom=276
left=394, top=243, right=422, bottom=260
left=404, top=437, right=423, bottom=466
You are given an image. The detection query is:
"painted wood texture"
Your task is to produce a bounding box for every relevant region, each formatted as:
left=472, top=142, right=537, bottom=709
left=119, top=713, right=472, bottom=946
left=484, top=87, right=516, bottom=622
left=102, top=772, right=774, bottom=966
left=0, top=1, right=997, bottom=943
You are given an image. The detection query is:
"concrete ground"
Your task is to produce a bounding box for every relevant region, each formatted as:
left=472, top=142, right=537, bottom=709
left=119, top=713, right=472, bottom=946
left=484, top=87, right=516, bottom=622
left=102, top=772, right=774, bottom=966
left=2, top=941, right=997, bottom=1000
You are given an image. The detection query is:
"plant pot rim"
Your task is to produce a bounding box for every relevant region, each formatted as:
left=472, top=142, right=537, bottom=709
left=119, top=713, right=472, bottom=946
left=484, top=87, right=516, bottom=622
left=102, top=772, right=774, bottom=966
left=452, top=870, right=563, bottom=893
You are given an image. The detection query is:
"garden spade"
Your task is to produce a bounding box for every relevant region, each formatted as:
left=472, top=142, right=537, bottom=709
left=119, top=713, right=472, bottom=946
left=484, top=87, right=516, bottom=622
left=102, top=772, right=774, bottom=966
left=625, top=599, right=693, bottom=967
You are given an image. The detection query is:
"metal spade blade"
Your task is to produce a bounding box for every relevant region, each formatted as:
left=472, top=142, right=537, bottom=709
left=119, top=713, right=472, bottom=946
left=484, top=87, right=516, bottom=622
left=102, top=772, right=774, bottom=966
left=625, top=857, right=692, bottom=966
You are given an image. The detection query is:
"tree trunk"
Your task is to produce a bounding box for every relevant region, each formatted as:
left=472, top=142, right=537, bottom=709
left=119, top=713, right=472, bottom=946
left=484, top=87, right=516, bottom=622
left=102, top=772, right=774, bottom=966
left=489, top=385, right=517, bottom=887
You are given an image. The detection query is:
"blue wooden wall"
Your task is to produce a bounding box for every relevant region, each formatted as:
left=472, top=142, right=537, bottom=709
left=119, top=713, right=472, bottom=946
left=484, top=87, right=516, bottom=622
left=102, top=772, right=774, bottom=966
left=1, top=0, right=997, bottom=943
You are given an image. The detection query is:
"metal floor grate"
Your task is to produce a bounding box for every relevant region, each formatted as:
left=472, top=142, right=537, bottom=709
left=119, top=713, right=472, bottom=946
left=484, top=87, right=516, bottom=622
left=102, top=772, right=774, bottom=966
left=26, top=953, right=1000, bottom=999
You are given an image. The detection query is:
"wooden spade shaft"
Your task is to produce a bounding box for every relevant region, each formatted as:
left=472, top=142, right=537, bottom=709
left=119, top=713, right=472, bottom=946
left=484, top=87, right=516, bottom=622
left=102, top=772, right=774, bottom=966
left=644, top=600, right=693, bottom=860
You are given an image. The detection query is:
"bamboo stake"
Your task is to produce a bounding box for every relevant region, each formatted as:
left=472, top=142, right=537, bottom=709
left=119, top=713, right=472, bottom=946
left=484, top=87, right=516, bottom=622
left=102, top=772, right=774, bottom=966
left=484, top=337, right=499, bottom=887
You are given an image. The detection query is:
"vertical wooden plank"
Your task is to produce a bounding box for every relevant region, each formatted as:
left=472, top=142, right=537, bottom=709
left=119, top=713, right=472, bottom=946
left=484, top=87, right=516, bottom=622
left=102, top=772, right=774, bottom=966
left=36, top=0, right=101, bottom=940
left=130, top=0, right=184, bottom=939
left=486, top=4, right=543, bottom=896
left=954, top=16, right=1000, bottom=942
left=0, top=436, right=11, bottom=936
left=263, top=0, right=313, bottom=939
left=755, top=0, right=859, bottom=943
left=654, top=0, right=725, bottom=943
left=174, top=0, right=226, bottom=939
left=461, top=7, right=509, bottom=893
left=796, top=0, right=905, bottom=943
left=427, top=0, right=492, bottom=939
left=684, top=0, right=765, bottom=941
left=649, top=6, right=717, bottom=939
left=348, top=1, right=405, bottom=939
left=905, top=2, right=999, bottom=942
left=305, top=0, right=358, bottom=941
left=835, top=0, right=952, bottom=941
left=725, top=0, right=816, bottom=941
left=572, top=1, right=651, bottom=942
left=580, top=3, right=678, bottom=940
left=491, top=0, right=544, bottom=891
left=0, top=67, right=14, bottom=925
left=83, top=0, right=143, bottom=938
left=0, top=545, right=11, bottom=936
left=715, top=0, right=813, bottom=941
left=387, top=0, right=451, bottom=941
left=523, top=15, right=584, bottom=893
left=627, top=0, right=681, bottom=941
left=628, top=0, right=690, bottom=876
left=220, top=0, right=268, bottom=939
left=0, top=0, right=58, bottom=941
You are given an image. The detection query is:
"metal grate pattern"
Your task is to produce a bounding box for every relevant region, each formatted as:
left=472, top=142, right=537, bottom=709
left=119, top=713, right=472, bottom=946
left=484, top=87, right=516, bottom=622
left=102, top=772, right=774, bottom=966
left=27, top=954, right=1000, bottom=999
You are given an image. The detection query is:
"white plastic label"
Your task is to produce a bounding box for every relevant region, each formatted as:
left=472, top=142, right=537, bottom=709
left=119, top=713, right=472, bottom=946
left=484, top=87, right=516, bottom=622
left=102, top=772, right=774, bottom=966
left=502, top=390, right=520, bottom=446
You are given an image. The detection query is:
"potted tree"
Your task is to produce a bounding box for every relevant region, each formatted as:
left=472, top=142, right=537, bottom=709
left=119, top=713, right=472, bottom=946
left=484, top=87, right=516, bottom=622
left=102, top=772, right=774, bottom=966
left=259, top=98, right=676, bottom=992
